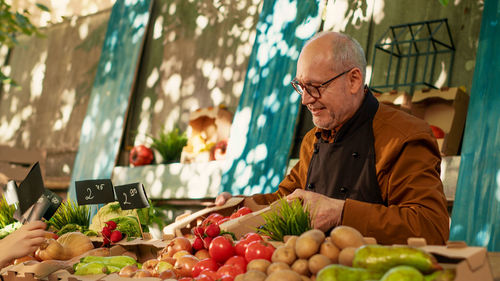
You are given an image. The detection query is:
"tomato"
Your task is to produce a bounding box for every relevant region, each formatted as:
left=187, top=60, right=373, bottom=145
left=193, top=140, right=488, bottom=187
left=216, top=264, right=244, bottom=279
left=202, top=213, right=224, bottom=227
left=209, top=236, right=235, bottom=263
left=244, top=240, right=275, bottom=262
left=192, top=258, right=219, bottom=277
left=219, top=275, right=234, bottom=281
left=229, top=212, right=241, bottom=219
left=234, top=233, right=262, bottom=257
left=198, top=270, right=218, bottom=280
left=236, top=207, right=252, bottom=216
left=224, top=255, right=247, bottom=272
left=216, top=217, right=230, bottom=226
left=194, top=274, right=214, bottom=281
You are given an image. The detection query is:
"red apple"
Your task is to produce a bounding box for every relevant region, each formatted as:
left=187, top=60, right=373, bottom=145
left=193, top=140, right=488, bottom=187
left=129, top=145, right=154, bottom=166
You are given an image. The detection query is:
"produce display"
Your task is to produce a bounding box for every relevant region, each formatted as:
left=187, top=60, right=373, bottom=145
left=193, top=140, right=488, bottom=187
left=0, top=196, right=463, bottom=281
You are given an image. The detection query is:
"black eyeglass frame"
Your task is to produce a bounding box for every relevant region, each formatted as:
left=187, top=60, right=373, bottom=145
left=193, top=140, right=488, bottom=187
left=291, top=68, right=354, bottom=99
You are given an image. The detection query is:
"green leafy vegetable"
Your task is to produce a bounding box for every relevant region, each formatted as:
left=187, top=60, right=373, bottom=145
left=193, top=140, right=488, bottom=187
left=48, top=199, right=90, bottom=232
left=150, top=127, right=187, bottom=163
left=0, top=194, right=16, bottom=228
left=258, top=197, right=312, bottom=241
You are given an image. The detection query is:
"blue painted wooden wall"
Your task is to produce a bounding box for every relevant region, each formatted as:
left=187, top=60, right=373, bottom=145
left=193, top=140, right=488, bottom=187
left=221, top=0, right=322, bottom=195
left=450, top=0, right=500, bottom=251
left=68, top=0, right=152, bottom=205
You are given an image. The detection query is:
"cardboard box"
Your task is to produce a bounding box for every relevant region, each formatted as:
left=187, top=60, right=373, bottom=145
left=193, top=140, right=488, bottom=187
left=0, top=239, right=167, bottom=281
left=404, top=239, right=494, bottom=281
left=411, top=87, right=469, bottom=155
left=162, top=197, right=269, bottom=238
left=374, top=90, right=412, bottom=113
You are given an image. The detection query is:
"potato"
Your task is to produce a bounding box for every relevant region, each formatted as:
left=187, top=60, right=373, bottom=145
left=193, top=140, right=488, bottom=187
left=266, top=262, right=290, bottom=275
left=291, top=259, right=310, bottom=276
left=301, top=229, right=325, bottom=244
left=265, top=269, right=302, bottom=281
left=247, top=259, right=271, bottom=273
left=330, top=226, right=364, bottom=249
left=338, top=247, right=357, bottom=266
left=295, top=235, right=321, bottom=259
left=243, top=270, right=267, bottom=281
left=301, top=275, right=312, bottom=281
left=285, top=235, right=299, bottom=248
left=319, top=240, right=340, bottom=263
left=272, top=246, right=296, bottom=265
left=308, top=254, right=332, bottom=275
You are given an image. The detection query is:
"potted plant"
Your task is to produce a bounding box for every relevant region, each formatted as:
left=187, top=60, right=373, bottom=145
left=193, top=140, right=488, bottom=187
left=150, top=127, right=188, bottom=164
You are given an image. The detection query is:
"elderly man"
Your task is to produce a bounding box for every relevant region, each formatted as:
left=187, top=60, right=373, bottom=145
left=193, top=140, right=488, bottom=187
left=216, top=31, right=449, bottom=245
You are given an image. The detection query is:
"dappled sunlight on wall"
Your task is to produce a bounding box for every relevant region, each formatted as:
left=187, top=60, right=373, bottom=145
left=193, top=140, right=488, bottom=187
left=0, top=11, right=110, bottom=177
left=221, top=0, right=323, bottom=195
left=122, top=0, right=263, bottom=162
left=8, top=0, right=115, bottom=27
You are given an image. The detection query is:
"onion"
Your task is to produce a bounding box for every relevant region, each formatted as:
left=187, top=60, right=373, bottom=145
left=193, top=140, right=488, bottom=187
left=142, top=259, right=159, bottom=275
left=133, top=269, right=152, bottom=278
left=119, top=265, right=139, bottom=278
left=194, top=249, right=211, bottom=260
left=167, top=237, right=192, bottom=256
left=174, top=255, right=199, bottom=277
left=158, top=269, right=176, bottom=279
left=158, top=255, right=177, bottom=266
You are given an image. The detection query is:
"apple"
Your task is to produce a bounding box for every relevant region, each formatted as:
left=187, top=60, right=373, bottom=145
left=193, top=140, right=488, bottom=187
left=129, top=145, right=154, bottom=166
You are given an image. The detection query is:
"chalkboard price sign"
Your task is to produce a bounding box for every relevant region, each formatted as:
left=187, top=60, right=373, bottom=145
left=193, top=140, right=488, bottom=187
left=114, top=183, right=149, bottom=210
left=75, top=179, right=115, bottom=205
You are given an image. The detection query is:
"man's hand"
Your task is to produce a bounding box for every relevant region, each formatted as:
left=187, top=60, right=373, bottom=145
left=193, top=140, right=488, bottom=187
left=0, top=220, right=48, bottom=267
left=215, top=192, right=232, bottom=206
left=287, top=189, right=345, bottom=232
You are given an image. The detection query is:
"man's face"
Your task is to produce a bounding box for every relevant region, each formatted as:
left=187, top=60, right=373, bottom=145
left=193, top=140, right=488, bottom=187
left=295, top=40, right=358, bottom=130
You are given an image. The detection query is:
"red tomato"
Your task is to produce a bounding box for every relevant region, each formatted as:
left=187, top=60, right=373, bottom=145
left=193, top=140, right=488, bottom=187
left=234, top=233, right=262, bottom=257
left=244, top=240, right=275, bottom=262
left=224, top=255, right=247, bottom=272
left=192, top=258, right=219, bottom=277
left=216, top=264, right=244, bottom=279
left=194, top=275, right=214, bottom=281
left=198, top=270, right=218, bottom=280
left=203, top=213, right=225, bottom=227
left=219, top=275, right=234, bottom=281
left=216, top=217, right=231, bottom=226
left=236, top=207, right=252, bottom=216
left=209, top=236, right=235, bottom=263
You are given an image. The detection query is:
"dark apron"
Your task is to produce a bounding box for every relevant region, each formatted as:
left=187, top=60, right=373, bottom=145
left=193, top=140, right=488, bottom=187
left=304, top=91, right=385, bottom=205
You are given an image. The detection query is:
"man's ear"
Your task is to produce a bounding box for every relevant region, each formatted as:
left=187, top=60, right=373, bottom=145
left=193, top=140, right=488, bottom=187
left=348, top=68, right=363, bottom=94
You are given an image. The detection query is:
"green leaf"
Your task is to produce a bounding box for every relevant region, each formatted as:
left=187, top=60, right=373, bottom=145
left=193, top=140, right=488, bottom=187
left=35, top=3, right=50, bottom=12
left=438, top=0, right=449, bottom=6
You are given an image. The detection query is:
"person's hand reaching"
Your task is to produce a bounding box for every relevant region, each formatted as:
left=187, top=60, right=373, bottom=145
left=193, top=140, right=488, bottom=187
left=0, top=220, right=49, bottom=267
left=287, top=189, right=345, bottom=232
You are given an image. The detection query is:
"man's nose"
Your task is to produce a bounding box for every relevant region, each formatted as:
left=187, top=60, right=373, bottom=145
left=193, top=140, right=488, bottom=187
left=301, top=91, right=315, bottom=105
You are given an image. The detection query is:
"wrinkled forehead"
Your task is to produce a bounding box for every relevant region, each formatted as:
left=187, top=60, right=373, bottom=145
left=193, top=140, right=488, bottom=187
left=296, top=41, right=335, bottom=83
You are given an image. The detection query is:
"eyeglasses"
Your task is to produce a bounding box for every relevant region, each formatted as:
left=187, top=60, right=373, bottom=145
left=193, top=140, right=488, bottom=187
left=291, top=68, right=353, bottom=99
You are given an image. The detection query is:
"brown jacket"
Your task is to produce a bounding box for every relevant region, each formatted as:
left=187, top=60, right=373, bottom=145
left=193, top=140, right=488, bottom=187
left=252, top=103, right=450, bottom=245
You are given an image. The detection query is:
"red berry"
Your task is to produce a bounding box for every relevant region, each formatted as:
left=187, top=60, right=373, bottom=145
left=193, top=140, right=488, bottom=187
left=203, top=236, right=213, bottom=248
left=102, top=226, right=111, bottom=238
left=193, top=237, right=205, bottom=251
left=105, top=221, right=117, bottom=230
left=103, top=236, right=110, bottom=246
left=192, top=226, right=205, bottom=237
left=110, top=230, right=123, bottom=243
left=205, top=224, right=220, bottom=238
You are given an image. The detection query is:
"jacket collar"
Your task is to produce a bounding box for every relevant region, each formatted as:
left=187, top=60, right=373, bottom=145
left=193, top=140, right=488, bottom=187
left=316, top=87, right=379, bottom=142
